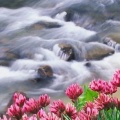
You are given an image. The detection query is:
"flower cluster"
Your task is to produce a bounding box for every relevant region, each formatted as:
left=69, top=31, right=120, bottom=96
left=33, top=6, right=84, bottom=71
left=89, top=79, right=117, bottom=94
left=0, top=70, right=120, bottom=120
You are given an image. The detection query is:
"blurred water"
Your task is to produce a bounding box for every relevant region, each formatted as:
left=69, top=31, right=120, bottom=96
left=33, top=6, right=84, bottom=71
left=0, top=0, right=120, bottom=113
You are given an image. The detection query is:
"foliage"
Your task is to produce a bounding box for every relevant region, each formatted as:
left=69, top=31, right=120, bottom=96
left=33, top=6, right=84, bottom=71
left=77, top=85, right=98, bottom=111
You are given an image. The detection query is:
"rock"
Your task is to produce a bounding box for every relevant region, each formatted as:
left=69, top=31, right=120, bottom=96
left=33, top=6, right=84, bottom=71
left=35, top=65, right=54, bottom=82
left=98, top=20, right=120, bottom=43
left=6, top=52, right=18, bottom=60
left=0, top=47, right=19, bottom=66
left=108, top=34, right=120, bottom=43
left=38, top=65, right=53, bottom=78
left=0, top=60, right=9, bottom=66
left=13, top=37, right=115, bottom=61
left=26, top=21, right=62, bottom=31
left=27, top=23, right=45, bottom=31
left=84, top=42, right=115, bottom=60
left=103, top=37, right=120, bottom=52
left=53, top=43, right=75, bottom=61
left=103, top=37, right=117, bottom=48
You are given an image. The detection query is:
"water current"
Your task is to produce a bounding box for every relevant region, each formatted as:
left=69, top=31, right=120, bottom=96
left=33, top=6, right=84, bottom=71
left=0, top=0, right=120, bottom=113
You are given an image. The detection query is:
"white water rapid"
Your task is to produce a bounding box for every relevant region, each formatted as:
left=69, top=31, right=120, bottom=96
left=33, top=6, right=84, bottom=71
left=0, top=0, right=120, bottom=113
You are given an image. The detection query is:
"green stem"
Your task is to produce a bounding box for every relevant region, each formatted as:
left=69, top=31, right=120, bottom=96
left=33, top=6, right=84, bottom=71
left=102, top=109, right=109, bottom=120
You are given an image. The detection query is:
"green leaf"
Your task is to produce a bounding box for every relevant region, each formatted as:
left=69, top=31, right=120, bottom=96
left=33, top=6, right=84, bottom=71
left=76, top=85, right=98, bottom=110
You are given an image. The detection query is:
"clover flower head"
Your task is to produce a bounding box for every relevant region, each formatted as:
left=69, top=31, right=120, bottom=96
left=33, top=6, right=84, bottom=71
left=50, top=99, right=65, bottom=117
left=65, top=103, right=77, bottom=119
left=38, top=94, right=50, bottom=108
left=111, top=70, right=120, bottom=87
left=13, top=92, right=26, bottom=107
left=7, top=104, right=23, bottom=119
left=22, top=98, right=41, bottom=114
left=89, top=79, right=106, bottom=92
left=65, top=83, right=83, bottom=101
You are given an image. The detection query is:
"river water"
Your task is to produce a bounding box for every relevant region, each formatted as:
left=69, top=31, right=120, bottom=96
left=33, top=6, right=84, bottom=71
left=0, top=0, right=120, bottom=113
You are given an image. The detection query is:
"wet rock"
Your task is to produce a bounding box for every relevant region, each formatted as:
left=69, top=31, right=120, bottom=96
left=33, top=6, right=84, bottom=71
left=84, top=62, right=91, bottom=67
left=99, top=20, right=120, bottom=43
left=38, top=65, right=53, bottom=78
left=0, top=47, right=19, bottom=66
left=108, top=34, right=120, bottom=43
left=27, top=23, right=45, bottom=31
left=84, top=42, right=115, bottom=60
left=53, top=43, right=75, bottom=61
left=103, top=37, right=117, bottom=48
left=35, top=65, right=53, bottom=82
left=6, top=52, right=18, bottom=60
left=27, top=21, right=62, bottom=31
left=103, top=37, right=120, bottom=52
left=0, top=60, right=9, bottom=66
left=0, top=48, right=10, bottom=66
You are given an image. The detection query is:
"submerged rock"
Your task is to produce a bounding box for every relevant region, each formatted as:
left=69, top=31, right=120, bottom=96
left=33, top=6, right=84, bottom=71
left=35, top=65, right=54, bottom=82
left=0, top=47, right=19, bottom=66
left=38, top=65, right=53, bottom=78
left=98, top=20, right=120, bottom=43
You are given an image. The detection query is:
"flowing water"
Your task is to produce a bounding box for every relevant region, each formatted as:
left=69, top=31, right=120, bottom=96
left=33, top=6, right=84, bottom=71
left=0, top=0, right=120, bottom=113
